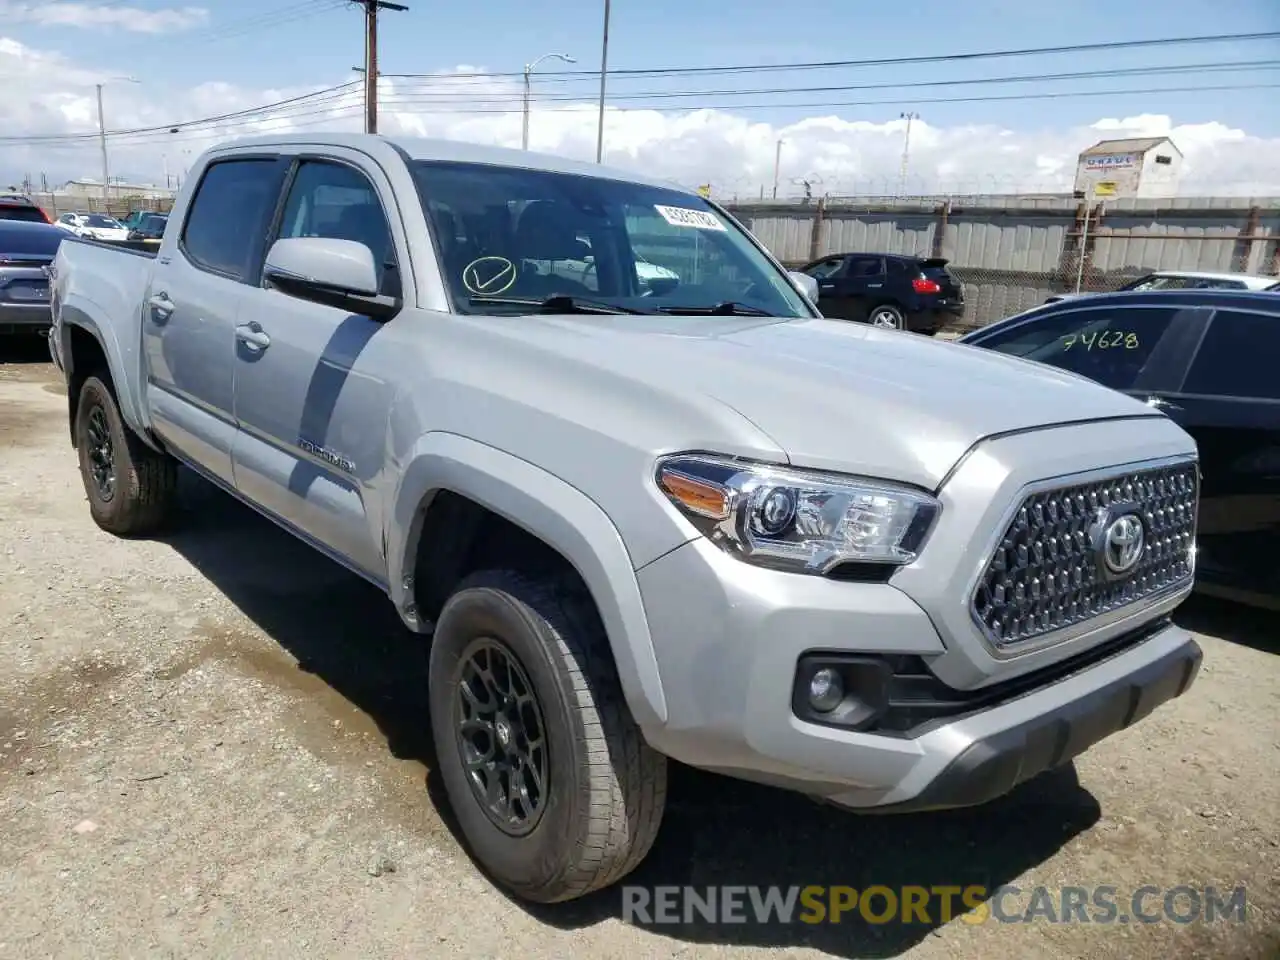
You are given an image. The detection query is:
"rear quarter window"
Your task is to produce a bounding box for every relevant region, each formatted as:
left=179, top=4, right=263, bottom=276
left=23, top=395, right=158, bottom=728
left=1181, top=309, right=1280, bottom=400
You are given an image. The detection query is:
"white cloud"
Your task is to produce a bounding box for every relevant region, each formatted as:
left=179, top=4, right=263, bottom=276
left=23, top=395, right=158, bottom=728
left=0, top=1, right=206, bottom=33
left=3, top=37, right=1279, bottom=198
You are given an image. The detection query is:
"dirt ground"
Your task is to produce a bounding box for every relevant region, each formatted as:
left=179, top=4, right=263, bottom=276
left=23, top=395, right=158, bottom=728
left=2, top=338, right=1278, bottom=960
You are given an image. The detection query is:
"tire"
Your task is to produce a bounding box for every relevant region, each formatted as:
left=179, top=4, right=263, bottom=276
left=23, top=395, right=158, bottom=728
left=428, top=569, right=667, bottom=903
left=74, top=375, right=177, bottom=535
left=867, top=304, right=905, bottom=330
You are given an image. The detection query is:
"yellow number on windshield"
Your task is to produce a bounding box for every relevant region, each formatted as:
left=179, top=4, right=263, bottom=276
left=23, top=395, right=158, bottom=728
left=1061, top=329, right=1141, bottom=350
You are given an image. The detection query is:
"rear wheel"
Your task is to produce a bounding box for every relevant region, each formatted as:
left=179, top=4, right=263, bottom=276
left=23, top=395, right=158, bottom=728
left=74, top=375, right=177, bottom=535
left=868, top=304, right=905, bottom=330
left=428, top=569, right=667, bottom=903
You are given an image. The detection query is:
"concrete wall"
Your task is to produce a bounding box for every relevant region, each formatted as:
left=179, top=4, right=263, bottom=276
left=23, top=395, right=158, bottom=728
left=726, top=194, right=1280, bottom=329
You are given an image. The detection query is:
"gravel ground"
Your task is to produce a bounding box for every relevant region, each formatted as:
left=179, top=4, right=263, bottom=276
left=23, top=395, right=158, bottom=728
left=2, top=340, right=1278, bottom=960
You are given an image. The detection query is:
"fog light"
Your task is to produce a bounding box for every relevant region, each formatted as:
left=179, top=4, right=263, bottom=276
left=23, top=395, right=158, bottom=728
left=808, top=668, right=844, bottom=712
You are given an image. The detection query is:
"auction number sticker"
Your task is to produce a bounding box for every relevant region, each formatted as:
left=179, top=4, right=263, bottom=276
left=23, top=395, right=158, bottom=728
left=654, top=205, right=727, bottom=231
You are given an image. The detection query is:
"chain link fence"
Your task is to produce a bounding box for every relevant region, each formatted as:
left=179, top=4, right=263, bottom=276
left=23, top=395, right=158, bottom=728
left=724, top=194, right=1280, bottom=331
left=26, top=192, right=175, bottom=222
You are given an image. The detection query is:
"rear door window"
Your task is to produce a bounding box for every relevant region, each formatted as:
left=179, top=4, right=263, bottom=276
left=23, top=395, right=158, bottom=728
left=1181, top=309, right=1280, bottom=400
left=971, top=305, right=1184, bottom=391
left=846, top=256, right=884, bottom=278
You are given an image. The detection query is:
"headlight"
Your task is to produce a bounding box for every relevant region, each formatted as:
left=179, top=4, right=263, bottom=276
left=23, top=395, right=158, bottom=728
left=655, top=454, right=940, bottom=575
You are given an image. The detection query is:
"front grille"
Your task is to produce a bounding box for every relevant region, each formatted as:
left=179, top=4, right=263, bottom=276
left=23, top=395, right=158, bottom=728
left=971, top=461, right=1198, bottom=648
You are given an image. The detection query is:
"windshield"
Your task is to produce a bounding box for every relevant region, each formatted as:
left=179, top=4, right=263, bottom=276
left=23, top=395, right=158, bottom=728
left=139, top=215, right=167, bottom=231
left=85, top=215, right=120, bottom=228
left=409, top=160, right=812, bottom=318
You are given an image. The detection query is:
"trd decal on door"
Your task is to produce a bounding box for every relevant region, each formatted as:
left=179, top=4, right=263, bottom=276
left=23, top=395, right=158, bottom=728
left=298, top=437, right=356, bottom=474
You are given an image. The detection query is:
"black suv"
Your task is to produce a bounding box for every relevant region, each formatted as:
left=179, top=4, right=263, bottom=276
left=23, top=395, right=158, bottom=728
left=959, top=289, right=1280, bottom=612
left=798, top=252, right=965, bottom=334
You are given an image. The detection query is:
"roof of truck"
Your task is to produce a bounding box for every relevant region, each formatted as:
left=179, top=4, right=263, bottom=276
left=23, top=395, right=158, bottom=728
left=209, top=132, right=692, bottom=194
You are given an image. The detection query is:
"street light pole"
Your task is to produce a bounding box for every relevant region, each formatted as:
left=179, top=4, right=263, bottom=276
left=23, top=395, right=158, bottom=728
left=594, top=0, right=610, bottom=163
left=522, top=52, right=576, bottom=151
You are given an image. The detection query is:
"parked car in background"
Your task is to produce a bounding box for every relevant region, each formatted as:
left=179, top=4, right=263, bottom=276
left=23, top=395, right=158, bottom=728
left=0, top=220, right=64, bottom=335
left=1045, top=269, right=1278, bottom=305
left=54, top=212, right=130, bottom=242
left=959, top=289, right=1280, bottom=612
left=0, top=193, right=53, bottom=224
left=127, top=213, right=168, bottom=242
left=797, top=252, right=965, bottom=334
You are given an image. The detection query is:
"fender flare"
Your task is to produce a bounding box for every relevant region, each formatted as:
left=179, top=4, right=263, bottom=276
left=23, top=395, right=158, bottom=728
left=387, top=431, right=669, bottom=729
left=57, top=300, right=156, bottom=448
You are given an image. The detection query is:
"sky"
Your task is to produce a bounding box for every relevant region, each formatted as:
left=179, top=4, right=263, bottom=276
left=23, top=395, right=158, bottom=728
left=1, top=0, right=1279, bottom=197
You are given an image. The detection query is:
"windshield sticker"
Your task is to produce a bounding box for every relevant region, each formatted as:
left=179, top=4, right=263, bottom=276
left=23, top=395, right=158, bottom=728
left=654, top=205, right=728, bottom=231
left=461, top=256, right=517, bottom=296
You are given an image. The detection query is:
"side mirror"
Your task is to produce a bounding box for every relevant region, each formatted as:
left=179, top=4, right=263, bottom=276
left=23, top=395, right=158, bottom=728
left=789, top=270, right=819, bottom=303
left=263, top=236, right=400, bottom=320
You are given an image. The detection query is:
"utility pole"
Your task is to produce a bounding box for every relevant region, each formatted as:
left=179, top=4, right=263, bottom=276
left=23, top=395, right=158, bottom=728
left=595, top=0, right=610, bottom=162
left=354, top=0, right=408, bottom=135
left=96, top=83, right=110, bottom=208
left=772, top=139, right=783, bottom=199
left=898, top=111, right=919, bottom=197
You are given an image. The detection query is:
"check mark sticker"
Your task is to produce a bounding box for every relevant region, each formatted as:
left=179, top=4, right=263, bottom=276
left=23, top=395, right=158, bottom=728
left=463, top=256, right=517, bottom=295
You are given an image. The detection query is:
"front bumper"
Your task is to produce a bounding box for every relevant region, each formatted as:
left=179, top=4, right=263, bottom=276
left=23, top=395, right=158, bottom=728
left=635, top=533, right=1200, bottom=812
left=847, top=627, right=1201, bottom=812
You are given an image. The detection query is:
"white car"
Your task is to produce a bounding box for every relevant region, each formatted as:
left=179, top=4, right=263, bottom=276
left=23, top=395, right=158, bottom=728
left=1047, top=269, right=1279, bottom=304
left=54, top=212, right=130, bottom=242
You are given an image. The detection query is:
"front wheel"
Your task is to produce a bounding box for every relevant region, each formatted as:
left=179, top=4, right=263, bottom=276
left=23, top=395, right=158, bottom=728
left=428, top=569, right=667, bottom=903
left=74, top=375, right=177, bottom=535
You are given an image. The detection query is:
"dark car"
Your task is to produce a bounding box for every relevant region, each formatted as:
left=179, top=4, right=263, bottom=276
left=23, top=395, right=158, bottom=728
left=958, top=289, right=1280, bottom=611
left=797, top=252, right=965, bottom=334
left=128, top=213, right=168, bottom=241
left=0, top=220, right=65, bottom=335
left=0, top=194, right=53, bottom=225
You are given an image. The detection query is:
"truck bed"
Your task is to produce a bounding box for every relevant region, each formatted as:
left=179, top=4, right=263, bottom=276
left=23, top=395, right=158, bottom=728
left=52, top=236, right=158, bottom=432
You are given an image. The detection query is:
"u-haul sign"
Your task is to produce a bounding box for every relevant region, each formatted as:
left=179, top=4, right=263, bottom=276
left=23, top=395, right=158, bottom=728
left=1084, top=153, right=1139, bottom=170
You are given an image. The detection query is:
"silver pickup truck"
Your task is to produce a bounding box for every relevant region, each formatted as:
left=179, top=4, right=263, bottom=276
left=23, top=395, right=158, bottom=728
left=49, top=133, right=1203, bottom=905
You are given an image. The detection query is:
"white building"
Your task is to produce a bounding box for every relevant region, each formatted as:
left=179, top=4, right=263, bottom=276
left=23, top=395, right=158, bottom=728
left=60, top=178, right=178, bottom=201
left=1073, top=137, right=1183, bottom=199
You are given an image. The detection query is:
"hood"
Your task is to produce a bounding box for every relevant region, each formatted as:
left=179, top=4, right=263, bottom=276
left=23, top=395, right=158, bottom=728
left=475, top=313, right=1165, bottom=491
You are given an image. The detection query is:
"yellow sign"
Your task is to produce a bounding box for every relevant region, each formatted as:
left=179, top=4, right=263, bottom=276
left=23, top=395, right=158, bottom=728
left=1093, top=181, right=1117, bottom=197
left=696, top=184, right=711, bottom=198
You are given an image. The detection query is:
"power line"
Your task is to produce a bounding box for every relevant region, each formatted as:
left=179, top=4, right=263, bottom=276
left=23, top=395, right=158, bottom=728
left=369, top=59, right=1280, bottom=105
left=21, top=79, right=1279, bottom=152
left=11, top=57, right=1271, bottom=146
left=383, top=31, right=1280, bottom=81
left=0, top=81, right=363, bottom=144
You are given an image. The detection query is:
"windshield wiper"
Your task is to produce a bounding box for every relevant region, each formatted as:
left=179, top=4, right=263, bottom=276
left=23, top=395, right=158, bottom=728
left=468, top=294, right=648, bottom=315
left=654, top=301, right=774, bottom=317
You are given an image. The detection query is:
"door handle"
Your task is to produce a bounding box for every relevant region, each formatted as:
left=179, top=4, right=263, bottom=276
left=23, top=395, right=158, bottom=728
left=867, top=283, right=883, bottom=288
left=235, top=324, right=271, bottom=351
left=148, top=292, right=174, bottom=318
